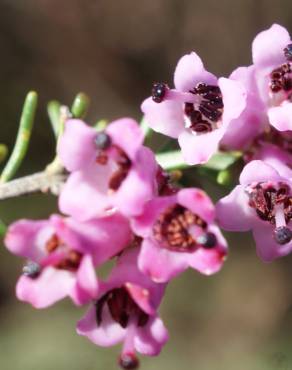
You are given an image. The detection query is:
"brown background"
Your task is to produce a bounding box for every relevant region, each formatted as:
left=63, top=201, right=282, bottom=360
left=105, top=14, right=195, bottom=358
left=1, top=1, right=292, bottom=369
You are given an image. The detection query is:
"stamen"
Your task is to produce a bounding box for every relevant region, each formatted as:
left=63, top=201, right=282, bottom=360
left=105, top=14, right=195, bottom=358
left=119, top=353, right=139, bottom=370
left=186, top=82, right=223, bottom=131
left=269, top=63, right=292, bottom=93
left=247, top=182, right=292, bottom=227
left=95, top=287, right=149, bottom=329
left=153, top=204, right=207, bottom=252
left=274, top=204, right=286, bottom=228
left=108, top=148, right=132, bottom=192
left=151, top=82, right=168, bottom=103
left=45, top=234, right=82, bottom=271
left=95, top=132, right=112, bottom=150
left=22, top=261, right=41, bottom=278
left=284, top=44, right=292, bottom=62
left=274, top=226, right=292, bottom=245
left=197, top=232, right=217, bottom=249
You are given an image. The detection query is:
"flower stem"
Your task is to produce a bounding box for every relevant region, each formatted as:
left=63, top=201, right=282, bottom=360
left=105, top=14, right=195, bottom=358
left=140, top=117, right=153, bottom=140
left=0, top=170, right=66, bottom=200
left=0, top=91, right=38, bottom=183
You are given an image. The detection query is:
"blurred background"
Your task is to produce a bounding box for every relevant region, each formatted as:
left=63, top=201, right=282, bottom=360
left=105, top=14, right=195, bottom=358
left=1, top=1, right=292, bottom=369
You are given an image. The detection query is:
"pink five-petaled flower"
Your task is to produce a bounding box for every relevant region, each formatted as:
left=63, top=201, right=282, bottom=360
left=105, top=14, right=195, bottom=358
left=216, top=160, right=292, bottom=262
left=141, top=52, right=246, bottom=164
left=239, top=24, right=292, bottom=132
left=58, top=118, right=158, bottom=221
left=131, top=188, right=228, bottom=283
left=5, top=213, right=131, bottom=308
left=77, top=248, right=168, bottom=369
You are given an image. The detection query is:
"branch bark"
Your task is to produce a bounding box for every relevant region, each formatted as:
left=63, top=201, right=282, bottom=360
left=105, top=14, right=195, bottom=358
left=0, top=171, right=67, bottom=200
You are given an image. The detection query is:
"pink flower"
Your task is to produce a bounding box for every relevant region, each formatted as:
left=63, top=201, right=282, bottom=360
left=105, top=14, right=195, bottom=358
left=77, top=249, right=168, bottom=368
left=245, top=24, right=292, bottom=132
left=5, top=214, right=131, bottom=308
left=141, top=52, right=246, bottom=164
left=131, top=188, right=228, bottom=283
left=58, top=118, right=158, bottom=221
left=216, top=160, right=292, bottom=262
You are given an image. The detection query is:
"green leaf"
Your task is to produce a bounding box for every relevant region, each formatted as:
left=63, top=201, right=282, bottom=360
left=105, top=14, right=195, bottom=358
left=203, top=151, right=242, bottom=171
left=0, top=219, right=6, bottom=237
left=217, top=169, right=233, bottom=186
left=0, top=91, right=38, bottom=183
left=47, top=100, right=61, bottom=138
left=156, top=150, right=188, bottom=170
left=71, top=92, right=90, bottom=119
left=0, top=144, right=8, bottom=163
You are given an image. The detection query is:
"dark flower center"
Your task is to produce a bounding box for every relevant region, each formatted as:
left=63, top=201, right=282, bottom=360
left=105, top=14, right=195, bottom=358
left=95, top=287, right=149, bottom=328
left=45, top=234, right=83, bottom=271
left=186, top=83, right=223, bottom=133
left=152, top=204, right=217, bottom=252
left=156, top=167, right=178, bottom=196
left=246, top=182, right=292, bottom=224
left=151, top=82, right=169, bottom=103
left=269, top=63, right=292, bottom=93
left=95, top=139, right=132, bottom=192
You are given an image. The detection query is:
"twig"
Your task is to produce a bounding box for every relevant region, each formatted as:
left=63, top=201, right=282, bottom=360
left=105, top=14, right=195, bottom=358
left=0, top=171, right=67, bottom=200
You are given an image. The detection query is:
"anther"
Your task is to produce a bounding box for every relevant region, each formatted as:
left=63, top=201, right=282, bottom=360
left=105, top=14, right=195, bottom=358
left=284, top=44, right=292, bottom=62
left=95, top=132, right=112, bottom=150
left=22, top=261, right=41, bottom=278
left=197, top=232, right=217, bottom=249
left=151, top=82, right=168, bottom=103
left=274, top=226, right=292, bottom=245
left=119, top=353, right=139, bottom=370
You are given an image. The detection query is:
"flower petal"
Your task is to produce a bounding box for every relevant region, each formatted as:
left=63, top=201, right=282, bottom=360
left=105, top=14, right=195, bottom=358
left=268, top=103, right=292, bottom=131
left=253, top=223, right=292, bottom=262
left=16, top=267, right=75, bottom=308
left=178, top=127, right=224, bottom=165
left=188, top=225, right=227, bottom=275
left=216, top=185, right=252, bottom=231
left=252, top=24, right=290, bottom=67
left=135, top=316, right=169, bottom=356
left=113, top=147, right=157, bottom=217
left=58, top=167, right=112, bottom=221
left=106, top=118, right=144, bottom=160
left=58, top=119, right=97, bottom=172
left=141, top=97, right=185, bottom=138
left=131, top=196, right=177, bottom=238
left=5, top=219, right=50, bottom=261
left=174, top=52, right=217, bottom=92
left=138, top=239, right=188, bottom=283
left=77, top=305, right=125, bottom=347
left=177, top=188, right=215, bottom=223
left=72, top=255, right=99, bottom=305
left=239, top=160, right=281, bottom=185
left=219, top=77, right=247, bottom=125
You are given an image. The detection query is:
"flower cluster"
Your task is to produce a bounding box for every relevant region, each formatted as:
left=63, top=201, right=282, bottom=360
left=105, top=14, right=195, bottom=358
left=5, top=118, right=227, bottom=368
left=143, top=23, right=292, bottom=262
left=4, top=23, right=292, bottom=369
